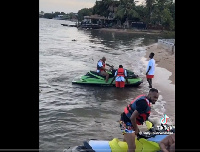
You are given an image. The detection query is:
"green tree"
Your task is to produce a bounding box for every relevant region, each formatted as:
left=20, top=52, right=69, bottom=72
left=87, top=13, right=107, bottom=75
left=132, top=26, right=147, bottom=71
left=167, top=1, right=175, bottom=23
left=135, top=5, right=148, bottom=22
left=160, top=8, right=174, bottom=30
left=54, top=11, right=61, bottom=17
left=150, top=0, right=174, bottom=29
left=43, top=13, right=54, bottom=19
left=75, top=0, right=175, bottom=31
left=115, top=0, right=139, bottom=27
left=78, top=8, right=93, bottom=21
left=93, top=0, right=109, bottom=17
left=145, top=0, right=155, bottom=23
left=93, top=0, right=120, bottom=17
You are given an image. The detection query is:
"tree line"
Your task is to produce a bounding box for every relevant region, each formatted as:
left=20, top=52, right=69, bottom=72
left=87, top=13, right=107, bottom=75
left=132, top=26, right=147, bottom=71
left=77, top=0, right=175, bottom=30
left=40, top=0, right=175, bottom=31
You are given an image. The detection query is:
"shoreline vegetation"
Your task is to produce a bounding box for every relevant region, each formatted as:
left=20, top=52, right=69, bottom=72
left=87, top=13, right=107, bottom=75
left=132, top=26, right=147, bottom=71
left=40, top=0, right=175, bottom=33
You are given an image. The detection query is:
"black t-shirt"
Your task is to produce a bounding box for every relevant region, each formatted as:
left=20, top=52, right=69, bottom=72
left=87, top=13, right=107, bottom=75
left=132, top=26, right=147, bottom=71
left=135, top=99, right=148, bottom=114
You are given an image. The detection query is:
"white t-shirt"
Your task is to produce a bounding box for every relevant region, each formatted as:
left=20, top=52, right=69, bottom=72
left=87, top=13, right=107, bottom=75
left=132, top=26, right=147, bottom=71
left=97, top=60, right=105, bottom=73
left=146, top=59, right=155, bottom=75
left=114, top=69, right=127, bottom=82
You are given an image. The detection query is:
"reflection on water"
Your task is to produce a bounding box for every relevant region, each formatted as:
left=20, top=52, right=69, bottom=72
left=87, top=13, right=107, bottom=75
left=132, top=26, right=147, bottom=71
left=39, top=18, right=174, bottom=151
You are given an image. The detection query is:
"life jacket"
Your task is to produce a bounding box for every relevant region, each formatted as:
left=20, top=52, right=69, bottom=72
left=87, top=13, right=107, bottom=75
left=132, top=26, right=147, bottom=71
left=124, top=94, right=151, bottom=125
left=97, top=59, right=105, bottom=72
left=117, top=68, right=125, bottom=77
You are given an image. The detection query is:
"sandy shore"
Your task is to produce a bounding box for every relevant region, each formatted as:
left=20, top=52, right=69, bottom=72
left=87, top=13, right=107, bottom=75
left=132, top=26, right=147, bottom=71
left=143, top=43, right=175, bottom=123
left=145, top=43, right=175, bottom=84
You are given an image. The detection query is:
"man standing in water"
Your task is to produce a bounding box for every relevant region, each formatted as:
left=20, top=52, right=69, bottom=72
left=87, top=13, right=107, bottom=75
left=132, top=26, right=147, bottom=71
left=119, top=88, right=159, bottom=152
left=110, top=65, right=129, bottom=88
left=146, top=52, right=155, bottom=88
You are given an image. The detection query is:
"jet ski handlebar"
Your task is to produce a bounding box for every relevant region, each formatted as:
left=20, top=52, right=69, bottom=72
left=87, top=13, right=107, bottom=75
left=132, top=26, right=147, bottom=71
left=106, top=63, right=114, bottom=68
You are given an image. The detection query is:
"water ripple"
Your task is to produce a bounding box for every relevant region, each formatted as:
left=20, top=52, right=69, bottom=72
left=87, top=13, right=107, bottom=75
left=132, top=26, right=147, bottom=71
left=39, top=18, right=170, bottom=150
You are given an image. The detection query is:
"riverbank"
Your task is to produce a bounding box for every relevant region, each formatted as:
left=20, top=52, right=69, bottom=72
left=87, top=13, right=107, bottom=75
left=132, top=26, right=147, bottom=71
left=96, top=28, right=175, bottom=37
left=142, top=43, right=175, bottom=124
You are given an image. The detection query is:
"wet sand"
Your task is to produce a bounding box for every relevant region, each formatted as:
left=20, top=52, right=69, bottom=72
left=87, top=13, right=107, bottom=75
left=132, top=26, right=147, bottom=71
left=143, top=43, right=175, bottom=124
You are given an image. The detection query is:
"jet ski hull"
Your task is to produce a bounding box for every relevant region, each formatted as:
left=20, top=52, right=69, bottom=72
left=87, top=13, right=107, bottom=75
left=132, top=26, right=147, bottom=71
left=72, top=70, right=143, bottom=87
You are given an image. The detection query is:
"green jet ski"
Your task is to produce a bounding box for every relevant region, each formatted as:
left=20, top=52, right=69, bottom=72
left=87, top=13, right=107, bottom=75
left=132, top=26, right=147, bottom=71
left=64, top=121, right=175, bottom=152
left=72, top=67, right=143, bottom=87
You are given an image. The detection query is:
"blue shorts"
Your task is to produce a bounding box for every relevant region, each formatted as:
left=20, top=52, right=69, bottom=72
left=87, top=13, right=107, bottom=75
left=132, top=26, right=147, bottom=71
left=120, top=120, right=135, bottom=135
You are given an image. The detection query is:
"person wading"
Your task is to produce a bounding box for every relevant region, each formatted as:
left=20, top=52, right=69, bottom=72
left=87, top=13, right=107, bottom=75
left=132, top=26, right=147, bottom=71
left=110, top=65, right=129, bottom=88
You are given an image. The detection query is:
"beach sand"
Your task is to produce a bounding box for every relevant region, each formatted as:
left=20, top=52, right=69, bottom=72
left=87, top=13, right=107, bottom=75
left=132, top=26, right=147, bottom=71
left=145, top=43, right=175, bottom=84
left=143, top=43, right=175, bottom=124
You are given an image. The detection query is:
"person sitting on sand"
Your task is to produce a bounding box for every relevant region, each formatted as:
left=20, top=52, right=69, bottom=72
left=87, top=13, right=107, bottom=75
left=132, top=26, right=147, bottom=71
left=159, top=133, right=175, bottom=152
left=97, top=57, right=113, bottom=83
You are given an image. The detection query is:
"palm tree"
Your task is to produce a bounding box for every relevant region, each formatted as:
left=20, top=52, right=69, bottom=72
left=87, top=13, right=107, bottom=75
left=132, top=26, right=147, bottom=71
left=115, top=0, right=138, bottom=28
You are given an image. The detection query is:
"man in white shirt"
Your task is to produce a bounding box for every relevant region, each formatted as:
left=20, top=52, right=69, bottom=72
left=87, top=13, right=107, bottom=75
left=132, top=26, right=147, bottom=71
left=146, top=52, right=155, bottom=88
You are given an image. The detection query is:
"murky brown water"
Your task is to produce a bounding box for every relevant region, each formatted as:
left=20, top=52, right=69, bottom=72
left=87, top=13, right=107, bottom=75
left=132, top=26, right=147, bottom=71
left=39, top=18, right=174, bottom=152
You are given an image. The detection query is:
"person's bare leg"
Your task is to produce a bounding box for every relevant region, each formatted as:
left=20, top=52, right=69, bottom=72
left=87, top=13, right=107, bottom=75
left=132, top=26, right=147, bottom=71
left=149, top=78, right=152, bottom=88
left=105, top=73, right=109, bottom=83
left=147, top=78, right=150, bottom=87
left=123, top=137, right=126, bottom=142
left=124, top=133, right=136, bottom=152
left=169, top=143, right=175, bottom=152
left=101, top=71, right=109, bottom=83
left=108, top=67, right=112, bottom=71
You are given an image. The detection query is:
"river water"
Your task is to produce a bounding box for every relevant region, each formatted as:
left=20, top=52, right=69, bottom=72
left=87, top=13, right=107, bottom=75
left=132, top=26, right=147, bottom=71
left=39, top=18, right=174, bottom=152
